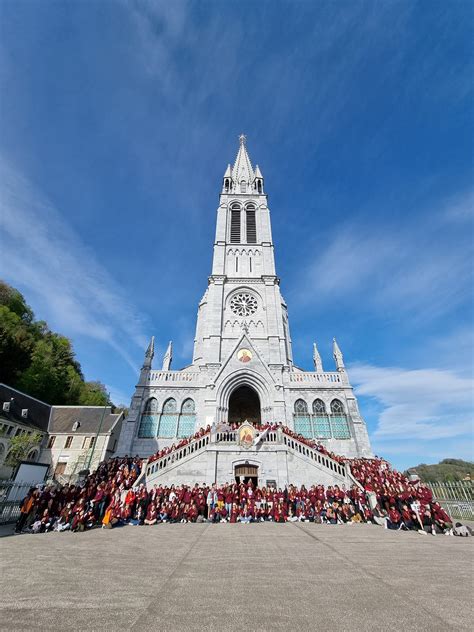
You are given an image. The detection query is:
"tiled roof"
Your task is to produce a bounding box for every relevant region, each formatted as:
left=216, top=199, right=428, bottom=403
left=0, top=383, right=51, bottom=432
left=48, top=406, right=122, bottom=435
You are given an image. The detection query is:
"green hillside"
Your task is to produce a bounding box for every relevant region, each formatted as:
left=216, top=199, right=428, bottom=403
left=406, top=459, right=473, bottom=483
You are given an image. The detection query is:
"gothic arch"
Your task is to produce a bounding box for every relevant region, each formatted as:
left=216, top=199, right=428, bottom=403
left=216, top=369, right=272, bottom=423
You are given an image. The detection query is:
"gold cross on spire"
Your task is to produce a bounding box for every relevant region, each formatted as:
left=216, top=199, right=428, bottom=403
left=239, top=133, right=247, bottom=145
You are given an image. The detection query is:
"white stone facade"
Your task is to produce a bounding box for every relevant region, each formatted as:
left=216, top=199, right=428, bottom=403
left=117, top=137, right=373, bottom=475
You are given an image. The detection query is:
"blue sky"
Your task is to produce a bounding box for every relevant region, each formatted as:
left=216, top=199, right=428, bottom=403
left=0, top=0, right=472, bottom=469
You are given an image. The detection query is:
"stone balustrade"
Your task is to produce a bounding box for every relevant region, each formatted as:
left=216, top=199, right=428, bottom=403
left=147, top=371, right=200, bottom=383
left=288, top=372, right=343, bottom=384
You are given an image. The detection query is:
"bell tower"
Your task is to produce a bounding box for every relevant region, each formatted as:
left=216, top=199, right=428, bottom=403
left=192, top=135, right=293, bottom=369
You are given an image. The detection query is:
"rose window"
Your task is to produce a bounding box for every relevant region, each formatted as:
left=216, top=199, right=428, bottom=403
left=230, top=293, right=258, bottom=317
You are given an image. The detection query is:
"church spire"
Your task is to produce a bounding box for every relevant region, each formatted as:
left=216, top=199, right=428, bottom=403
left=142, top=336, right=154, bottom=370
left=333, top=337, right=345, bottom=371
left=232, top=134, right=255, bottom=192
left=313, top=342, right=323, bottom=372
left=162, top=340, right=173, bottom=371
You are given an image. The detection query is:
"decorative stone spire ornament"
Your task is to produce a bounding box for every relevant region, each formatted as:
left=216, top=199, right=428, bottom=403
left=333, top=337, right=345, bottom=371
left=232, top=133, right=255, bottom=192
left=162, top=340, right=173, bottom=371
left=142, top=336, right=154, bottom=370
left=313, top=342, right=323, bottom=372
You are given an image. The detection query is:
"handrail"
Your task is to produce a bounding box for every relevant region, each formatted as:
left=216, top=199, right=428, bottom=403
left=146, top=434, right=211, bottom=477
left=281, top=432, right=347, bottom=478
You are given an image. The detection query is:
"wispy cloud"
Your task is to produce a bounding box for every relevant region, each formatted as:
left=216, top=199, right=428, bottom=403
left=293, top=190, right=473, bottom=323
left=0, top=155, right=148, bottom=373
left=351, top=362, right=474, bottom=443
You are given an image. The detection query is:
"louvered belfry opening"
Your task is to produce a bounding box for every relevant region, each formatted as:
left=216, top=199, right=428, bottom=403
left=246, top=210, right=257, bottom=243
left=230, top=207, right=241, bottom=242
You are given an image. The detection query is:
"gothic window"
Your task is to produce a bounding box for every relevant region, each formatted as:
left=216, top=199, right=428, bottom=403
left=230, top=293, right=258, bottom=316
left=177, top=398, right=196, bottom=438
left=312, top=399, right=326, bottom=414
left=312, top=399, right=331, bottom=439
left=240, top=180, right=247, bottom=193
left=330, top=399, right=344, bottom=414
left=330, top=399, right=350, bottom=439
left=246, top=209, right=257, bottom=243
left=144, top=397, right=158, bottom=413
left=293, top=399, right=311, bottom=438
left=138, top=399, right=159, bottom=438
left=294, top=399, right=308, bottom=413
left=158, top=398, right=178, bottom=437
left=230, top=204, right=241, bottom=243
left=224, top=178, right=230, bottom=192
left=257, top=180, right=262, bottom=193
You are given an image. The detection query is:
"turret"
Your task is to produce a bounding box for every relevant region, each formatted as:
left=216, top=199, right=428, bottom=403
left=254, top=164, right=264, bottom=194
left=333, top=337, right=345, bottom=372
left=313, top=342, right=323, bottom=372
left=162, top=340, right=173, bottom=371
left=222, top=164, right=232, bottom=194
left=142, top=336, right=154, bottom=370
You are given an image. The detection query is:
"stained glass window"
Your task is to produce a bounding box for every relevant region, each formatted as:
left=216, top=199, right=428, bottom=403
left=177, top=398, right=196, bottom=438
left=158, top=398, right=178, bottom=437
left=138, top=414, right=158, bottom=438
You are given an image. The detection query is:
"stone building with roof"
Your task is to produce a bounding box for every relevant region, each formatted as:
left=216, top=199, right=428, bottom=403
left=116, top=137, right=373, bottom=488
left=0, top=384, right=50, bottom=479
left=0, top=384, right=123, bottom=481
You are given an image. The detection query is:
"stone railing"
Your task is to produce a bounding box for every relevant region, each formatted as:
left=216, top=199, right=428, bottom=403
left=282, top=432, right=347, bottom=478
left=146, top=433, right=211, bottom=477
left=288, top=372, right=343, bottom=384
left=147, top=371, right=200, bottom=383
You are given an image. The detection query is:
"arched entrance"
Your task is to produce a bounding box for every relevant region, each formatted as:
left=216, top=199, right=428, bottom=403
left=228, top=385, right=261, bottom=425
left=235, top=464, right=259, bottom=487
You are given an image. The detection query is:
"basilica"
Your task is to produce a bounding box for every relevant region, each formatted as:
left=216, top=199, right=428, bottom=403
left=117, top=137, right=373, bottom=489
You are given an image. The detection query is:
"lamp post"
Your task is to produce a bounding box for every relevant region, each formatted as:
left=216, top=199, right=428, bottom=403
left=85, top=404, right=108, bottom=472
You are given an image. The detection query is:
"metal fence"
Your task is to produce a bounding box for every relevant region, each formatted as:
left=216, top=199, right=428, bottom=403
left=0, top=480, right=33, bottom=525
left=427, top=481, right=474, bottom=521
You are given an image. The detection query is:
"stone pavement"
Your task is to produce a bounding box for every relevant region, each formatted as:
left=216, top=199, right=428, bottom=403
left=0, top=522, right=472, bottom=631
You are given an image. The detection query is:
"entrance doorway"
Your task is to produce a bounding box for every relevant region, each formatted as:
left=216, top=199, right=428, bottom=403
left=235, top=464, right=259, bottom=487
left=228, top=385, right=261, bottom=425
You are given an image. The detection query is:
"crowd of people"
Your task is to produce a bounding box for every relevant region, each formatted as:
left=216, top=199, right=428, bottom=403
left=13, top=425, right=469, bottom=537
left=14, top=457, right=142, bottom=534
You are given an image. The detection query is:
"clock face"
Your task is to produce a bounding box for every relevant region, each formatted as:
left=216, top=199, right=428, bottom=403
left=230, top=293, right=258, bottom=317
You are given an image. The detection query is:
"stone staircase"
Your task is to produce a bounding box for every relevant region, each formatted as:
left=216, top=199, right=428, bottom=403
left=143, top=427, right=357, bottom=489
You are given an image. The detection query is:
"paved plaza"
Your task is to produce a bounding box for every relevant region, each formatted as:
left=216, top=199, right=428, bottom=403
left=0, top=522, right=472, bottom=631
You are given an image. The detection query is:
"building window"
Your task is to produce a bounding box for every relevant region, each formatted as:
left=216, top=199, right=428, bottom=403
left=47, top=436, right=56, bottom=449
left=177, top=398, right=196, bottom=438
left=230, top=204, right=241, bottom=243
left=246, top=209, right=257, bottom=243
left=82, top=436, right=95, bottom=449
left=330, top=399, right=350, bottom=439
left=240, top=180, right=247, bottom=193
left=65, top=436, right=73, bottom=449
left=312, top=399, right=331, bottom=439
left=293, top=399, right=312, bottom=438
left=138, top=397, right=159, bottom=438
left=158, top=398, right=178, bottom=437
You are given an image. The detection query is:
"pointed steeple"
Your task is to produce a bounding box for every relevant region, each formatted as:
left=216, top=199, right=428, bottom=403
left=222, top=164, right=232, bottom=193
left=162, top=340, right=173, bottom=371
left=142, top=336, right=154, bottom=370
left=254, top=164, right=264, bottom=194
left=313, top=342, right=323, bottom=372
left=333, top=337, right=345, bottom=371
left=232, top=134, right=254, bottom=192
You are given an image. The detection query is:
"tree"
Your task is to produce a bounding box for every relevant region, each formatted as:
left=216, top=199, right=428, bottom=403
left=78, top=381, right=111, bottom=406
left=5, top=432, right=43, bottom=469
left=0, top=280, right=118, bottom=408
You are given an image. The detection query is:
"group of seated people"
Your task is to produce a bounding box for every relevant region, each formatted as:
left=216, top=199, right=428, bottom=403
left=14, top=456, right=142, bottom=534
left=13, top=424, right=464, bottom=536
